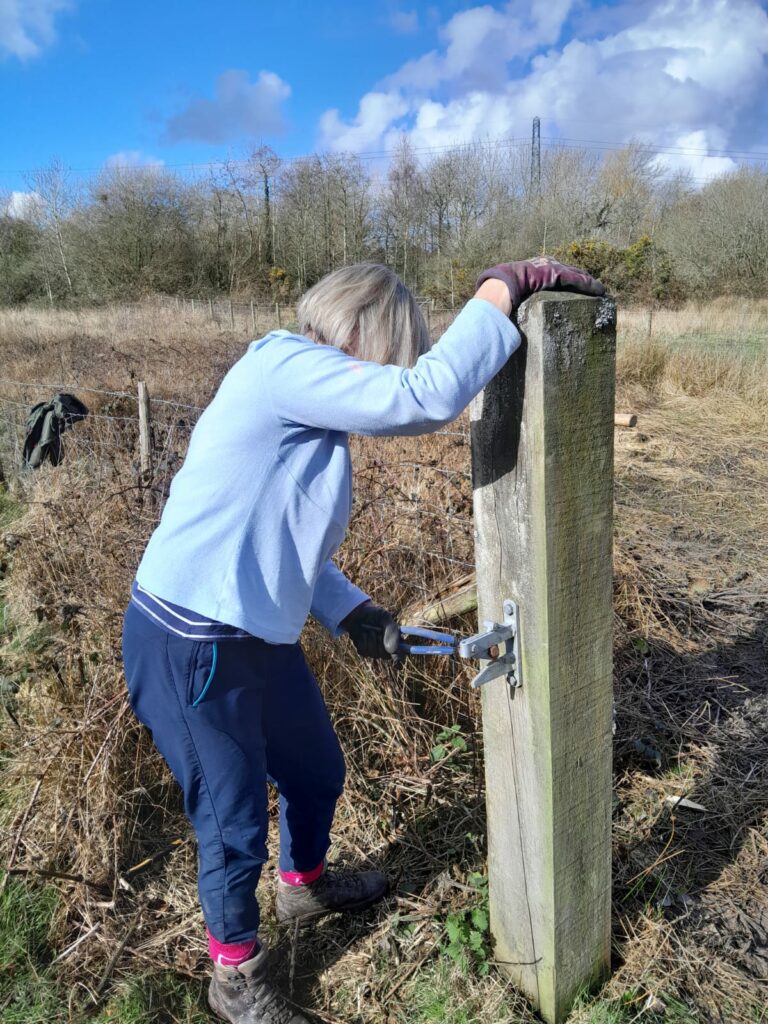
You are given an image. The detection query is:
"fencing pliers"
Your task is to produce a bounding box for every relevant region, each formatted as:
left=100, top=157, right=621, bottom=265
left=397, top=625, right=456, bottom=656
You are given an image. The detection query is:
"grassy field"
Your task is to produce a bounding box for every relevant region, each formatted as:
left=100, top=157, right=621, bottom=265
left=0, top=298, right=766, bottom=1024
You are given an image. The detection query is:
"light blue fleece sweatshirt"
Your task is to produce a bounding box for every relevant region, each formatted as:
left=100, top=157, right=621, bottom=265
left=135, top=298, right=520, bottom=643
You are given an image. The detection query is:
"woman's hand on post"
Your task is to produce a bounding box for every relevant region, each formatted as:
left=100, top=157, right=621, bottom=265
left=475, top=256, right=606, bottom=314
left=341, top=601, right=401, bottom=660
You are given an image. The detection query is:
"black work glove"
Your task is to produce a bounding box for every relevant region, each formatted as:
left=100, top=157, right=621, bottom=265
left=476, top=256, right=606, bottom=310
left=341, top=601, right=400, bottom=660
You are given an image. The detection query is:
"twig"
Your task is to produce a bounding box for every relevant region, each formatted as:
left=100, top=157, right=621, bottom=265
left=5, top=866, right=107, bottom=891
left=120, top=838, right=186, bottom=885
left=0, top=777, right=43, bottom=894
left=52, top=923, right=100, bottom=964
left=288, top=918, right=300, bottom=998
left=626, top=815, right=679, bottom=885
left=92, top=912, right=140, bottom=1001
left=82, top=702, right=130, bottom=784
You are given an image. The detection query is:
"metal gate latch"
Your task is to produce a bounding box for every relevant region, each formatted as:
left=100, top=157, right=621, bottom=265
left=458, top=599, right=521, bottom=693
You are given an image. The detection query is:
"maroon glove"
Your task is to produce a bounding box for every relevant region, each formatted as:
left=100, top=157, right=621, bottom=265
left=476, top=256, right=606, bottom=309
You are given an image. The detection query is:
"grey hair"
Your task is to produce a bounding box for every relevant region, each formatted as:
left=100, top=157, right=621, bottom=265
left=296, top=263, right=431, bottom=367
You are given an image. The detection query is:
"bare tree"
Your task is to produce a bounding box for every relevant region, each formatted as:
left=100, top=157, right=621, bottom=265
left=596, top=142, right=664, bottom=245
left=26, top=159, right=77, bottom=299
left=251, top=145, right=281, bottom=268
left=76, top=165, right=199, bottom=298
left=382, top=138, right=425, bottom=287
left=661, top=166, right=768, bottom=296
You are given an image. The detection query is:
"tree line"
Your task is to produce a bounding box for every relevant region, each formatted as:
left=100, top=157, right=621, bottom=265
left=1, top=140, right=766, bottom=307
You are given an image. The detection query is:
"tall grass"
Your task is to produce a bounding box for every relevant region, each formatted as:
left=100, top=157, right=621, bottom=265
left=617, top=301, right=767, bottom=409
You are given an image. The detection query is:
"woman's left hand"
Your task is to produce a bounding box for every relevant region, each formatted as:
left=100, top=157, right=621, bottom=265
left=476, top=256, right=606, bottom=312
left=341, top=602, right=400, bottom=660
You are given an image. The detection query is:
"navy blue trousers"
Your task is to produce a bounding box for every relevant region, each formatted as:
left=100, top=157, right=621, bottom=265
left=122, top=603, right=346, bottom=943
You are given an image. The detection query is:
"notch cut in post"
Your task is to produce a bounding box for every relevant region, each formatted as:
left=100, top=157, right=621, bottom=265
left=470, top=292, right=616, bottom=1024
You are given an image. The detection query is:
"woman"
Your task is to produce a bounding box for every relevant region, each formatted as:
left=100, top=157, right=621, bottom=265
left=122, top=257, right=604, bottom=1024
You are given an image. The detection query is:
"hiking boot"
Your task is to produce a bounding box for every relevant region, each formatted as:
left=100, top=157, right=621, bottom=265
left=276, top=865, right=389, bottom=924
left=208, top=944, right=308, bottom=1024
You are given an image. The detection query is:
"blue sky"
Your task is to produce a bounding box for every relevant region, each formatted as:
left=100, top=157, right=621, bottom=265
left=2, top=0, right=768, bottom=196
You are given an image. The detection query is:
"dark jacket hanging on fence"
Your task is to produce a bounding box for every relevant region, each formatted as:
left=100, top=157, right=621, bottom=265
left=22, top=393, right=89, bottom=469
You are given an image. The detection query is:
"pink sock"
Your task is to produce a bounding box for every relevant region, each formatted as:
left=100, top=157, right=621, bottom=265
left=207, top=929, right=259, bottom=966
left=278, top=860, right=325, bottom=886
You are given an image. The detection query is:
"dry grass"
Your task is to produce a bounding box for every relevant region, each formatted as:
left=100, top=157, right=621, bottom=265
left=0, top=299, right=766, bottom=1023
left=617, top=300, right=768, bottom=411
left=0, top=298, right=279, bottom=408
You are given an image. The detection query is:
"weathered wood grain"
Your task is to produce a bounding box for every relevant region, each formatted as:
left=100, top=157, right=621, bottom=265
left=469, top=292, right=616, bottom=1023
left=137, top=380, right=152, bottom=484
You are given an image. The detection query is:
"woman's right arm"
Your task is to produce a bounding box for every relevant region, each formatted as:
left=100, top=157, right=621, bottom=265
left=262, top=293, right=521, bottom=437
left=262, top=259, right=604, bottom=437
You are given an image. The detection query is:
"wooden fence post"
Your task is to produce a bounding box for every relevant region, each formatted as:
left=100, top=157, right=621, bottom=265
left=137, top=381, right=152, bottom=486
left=275, top=301, right=282, bottom=329
left=470, top=292, right=616, bottom=1024
left=250, top=300, right=256, bottom=334
left=229, top=300, right=235, bottom=329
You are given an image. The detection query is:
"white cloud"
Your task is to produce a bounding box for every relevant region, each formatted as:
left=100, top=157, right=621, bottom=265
left=163, top=69, right=290, bottom=144
left=408, top=92, right=520, bottom=151
left=388, top=0, right=574, bottom=92
left=389, top=9, right=419, bottom=34
left=4, top=190, right=42, bottom=219
left=319, top=92, right=409, bottom=153
left=0, top=0, right=72, bottom=60
left=652, top=131, right=737, bottom=182
left=319, top=0, right=768, bottom=181
left=105, top=150, right=165, bottom=171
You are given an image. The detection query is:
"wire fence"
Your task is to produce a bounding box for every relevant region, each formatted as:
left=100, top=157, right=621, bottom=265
left=5, top=293, right=765, bottom=355
left=0, top=368, right=475, bottom=618
left=150, top=295, right=462, bottom=340
left=145, top=297, right=768, bottom=353
left=0, top=382, right=198, bottom=477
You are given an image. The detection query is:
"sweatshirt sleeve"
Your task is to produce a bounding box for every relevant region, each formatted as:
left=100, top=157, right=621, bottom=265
left=261, top=298, right=520, bottom=437
left=310, top=560, right=370, bottom=636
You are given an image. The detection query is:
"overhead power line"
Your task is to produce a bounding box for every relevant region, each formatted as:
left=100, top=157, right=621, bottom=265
left=0, top=129, right=766, bottom=180
left=545, top=136, right=768, bottom=160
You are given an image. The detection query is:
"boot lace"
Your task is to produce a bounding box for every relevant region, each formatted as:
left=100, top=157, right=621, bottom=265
left=227, top=972, right=298, bottom=1023
left=312, top=865, right=365, bottom=895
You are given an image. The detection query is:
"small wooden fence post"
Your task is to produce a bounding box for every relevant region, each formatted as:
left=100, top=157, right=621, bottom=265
left=137, top=381, right=152, bottom=487
left=470, top=293, right=616, bottom=1023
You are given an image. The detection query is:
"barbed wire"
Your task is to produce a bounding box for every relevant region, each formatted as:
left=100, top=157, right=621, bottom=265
left=0, top=391, right=472, bottom=490
left=0, top=357, right=467, bottom=594
left=0, top=379, right=139, bottom=400
left=0, top=385, right=476, bottom=442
